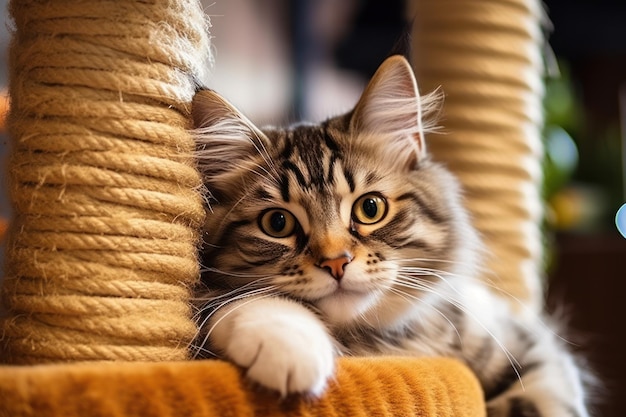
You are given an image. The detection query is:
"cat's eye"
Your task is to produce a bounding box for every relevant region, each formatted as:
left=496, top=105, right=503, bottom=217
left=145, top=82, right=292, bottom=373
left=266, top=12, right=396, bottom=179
left=259, top=209, right=297, bottom=238
left=352, top=193, right=388, bottom=225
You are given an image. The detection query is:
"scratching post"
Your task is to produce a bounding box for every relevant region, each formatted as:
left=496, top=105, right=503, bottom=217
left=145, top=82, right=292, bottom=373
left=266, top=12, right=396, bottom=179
left=410, top=0, right=545, bottom=308
left=1, top=0, right=210, bottom=363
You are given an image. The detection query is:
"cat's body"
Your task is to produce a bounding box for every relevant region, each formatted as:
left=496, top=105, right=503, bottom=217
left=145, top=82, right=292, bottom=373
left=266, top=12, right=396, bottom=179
left=192, top=56, right=590, bottom=417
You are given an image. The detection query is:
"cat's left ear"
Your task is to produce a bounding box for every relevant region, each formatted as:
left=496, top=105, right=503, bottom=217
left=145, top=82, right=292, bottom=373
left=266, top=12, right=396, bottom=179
left=351, top=55, right=431, bottom=169
left=192, top=89, right=269, bottom=201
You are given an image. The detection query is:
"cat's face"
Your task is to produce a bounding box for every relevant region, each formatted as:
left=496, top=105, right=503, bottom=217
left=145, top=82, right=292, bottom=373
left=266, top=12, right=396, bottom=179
left=194, top=56, right=478, bottom=327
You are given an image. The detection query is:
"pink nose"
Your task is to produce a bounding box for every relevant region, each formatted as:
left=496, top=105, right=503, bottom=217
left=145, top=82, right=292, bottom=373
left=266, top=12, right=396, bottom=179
left=319, top=254, right=353, bottom=281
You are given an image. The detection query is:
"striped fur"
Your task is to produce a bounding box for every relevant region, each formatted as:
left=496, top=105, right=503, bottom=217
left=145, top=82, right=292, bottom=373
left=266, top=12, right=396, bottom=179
left=192, top=56, right=589, bottom=417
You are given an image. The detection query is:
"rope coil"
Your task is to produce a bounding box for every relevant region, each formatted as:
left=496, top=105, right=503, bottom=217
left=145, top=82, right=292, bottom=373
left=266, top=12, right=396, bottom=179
left=1, top=0, right=211, bottom=363
left=411, top=0, right=545, bottom=308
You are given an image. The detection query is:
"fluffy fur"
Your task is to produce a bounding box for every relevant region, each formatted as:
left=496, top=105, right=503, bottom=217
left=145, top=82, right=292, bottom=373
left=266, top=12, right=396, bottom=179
left=192, top=55, right=589, bottom=417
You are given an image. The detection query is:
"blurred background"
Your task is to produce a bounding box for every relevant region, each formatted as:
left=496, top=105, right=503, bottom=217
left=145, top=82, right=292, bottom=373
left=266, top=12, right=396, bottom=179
left=0, top=0, right=625, bottom=414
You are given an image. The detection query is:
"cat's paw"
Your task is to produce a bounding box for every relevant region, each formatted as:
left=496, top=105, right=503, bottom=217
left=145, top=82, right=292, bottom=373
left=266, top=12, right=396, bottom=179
left=224, top=307, right=336, bottom=397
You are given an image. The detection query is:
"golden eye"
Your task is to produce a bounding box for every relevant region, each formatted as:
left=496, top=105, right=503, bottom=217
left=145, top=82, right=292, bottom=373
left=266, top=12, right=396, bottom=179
left=259, top=209, right=297, bottom=238
left=352, top=193, right=388, bottom=225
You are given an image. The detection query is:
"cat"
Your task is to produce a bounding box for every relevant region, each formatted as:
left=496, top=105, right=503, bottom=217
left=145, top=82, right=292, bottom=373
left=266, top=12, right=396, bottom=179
left=191, top=55, right=590, bottom=417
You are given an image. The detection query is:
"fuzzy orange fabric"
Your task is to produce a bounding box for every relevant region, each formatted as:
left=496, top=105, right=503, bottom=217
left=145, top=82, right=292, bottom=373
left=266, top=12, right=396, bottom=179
left=0, top=357, right=485, bottom=417
left=1, top=90, right=9, bottom=244
left=0, top=219, right=7, bottom=243
left=0, top=90, right=7, bottom=132
left=1, top=93, right=7, bottom=243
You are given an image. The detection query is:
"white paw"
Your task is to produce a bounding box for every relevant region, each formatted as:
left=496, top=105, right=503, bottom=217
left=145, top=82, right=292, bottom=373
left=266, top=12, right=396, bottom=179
left=224, top=308, right=336, bottom=397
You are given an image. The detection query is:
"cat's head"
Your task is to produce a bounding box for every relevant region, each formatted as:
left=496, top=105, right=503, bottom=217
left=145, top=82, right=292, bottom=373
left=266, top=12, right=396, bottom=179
left=193, top=55, right=480, bottom=327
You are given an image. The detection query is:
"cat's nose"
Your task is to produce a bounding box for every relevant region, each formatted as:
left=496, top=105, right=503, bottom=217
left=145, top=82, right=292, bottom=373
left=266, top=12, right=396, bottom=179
left=318, top=254, right=353, bottom=281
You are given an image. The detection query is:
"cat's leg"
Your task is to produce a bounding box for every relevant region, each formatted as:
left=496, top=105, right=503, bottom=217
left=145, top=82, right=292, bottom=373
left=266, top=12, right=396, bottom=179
left=444, top=285, right=590, bottom=417
left=378, top=281, right=591, bottom=417
left=207, top=296, right=336, bottom=397
left=481, top=322, right=590, bottom=417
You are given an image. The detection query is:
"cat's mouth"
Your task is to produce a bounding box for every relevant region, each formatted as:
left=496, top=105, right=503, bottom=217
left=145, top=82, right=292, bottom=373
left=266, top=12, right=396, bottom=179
left=309, top=285, right=366, bottom=304
left=331, top=286, right=365, bottom=297
left=315, top=288, right=379, bottom=324
left=325, top=277, right=371, bottom=297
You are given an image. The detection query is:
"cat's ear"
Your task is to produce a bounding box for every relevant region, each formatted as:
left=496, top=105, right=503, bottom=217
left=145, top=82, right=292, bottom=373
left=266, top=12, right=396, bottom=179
left=351, top=55, right=434, bottom=169
left=192, top=88, right=262, bottom=138
left=192, top=89, right=267, bottom=199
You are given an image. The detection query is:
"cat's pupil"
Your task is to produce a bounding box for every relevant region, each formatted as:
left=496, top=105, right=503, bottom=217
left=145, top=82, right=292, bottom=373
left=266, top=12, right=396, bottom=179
left=362, top=198, right=378, bottom=218
left=270, top=212, right=287, bottom=232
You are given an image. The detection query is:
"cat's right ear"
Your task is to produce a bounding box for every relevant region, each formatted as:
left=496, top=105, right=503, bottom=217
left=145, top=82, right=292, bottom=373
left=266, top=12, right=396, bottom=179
left=192, top=89, right=267, bottom=199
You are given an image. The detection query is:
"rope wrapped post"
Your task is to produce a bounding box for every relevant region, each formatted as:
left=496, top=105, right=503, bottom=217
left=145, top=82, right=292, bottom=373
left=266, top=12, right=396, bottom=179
left=1, top=0, right=211, bottom=363
left=410, top=0, right=545, bottom=308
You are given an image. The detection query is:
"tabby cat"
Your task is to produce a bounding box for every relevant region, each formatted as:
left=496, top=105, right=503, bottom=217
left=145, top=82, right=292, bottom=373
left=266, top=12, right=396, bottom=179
left=192, top=55, right=589, bottom=417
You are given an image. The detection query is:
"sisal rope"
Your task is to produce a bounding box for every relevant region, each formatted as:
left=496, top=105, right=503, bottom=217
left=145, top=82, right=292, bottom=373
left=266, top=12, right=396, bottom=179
left=1, top=0, right=211, bottom=363
left=410, top=0, right=545, bottom=309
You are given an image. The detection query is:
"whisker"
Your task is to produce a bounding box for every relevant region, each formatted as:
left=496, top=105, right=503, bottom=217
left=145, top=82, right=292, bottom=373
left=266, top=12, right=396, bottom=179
left=396, top=263, right=557, bottom=341
left=192, top=276, right=279, bottom=323
left=199, top=242, right=223, bottom=251
left=388, top=286, right=463, bottom=349
left=393, top=274, right=523, bottom=386
left=193, top=288, right=269, bottom=323
left=392, top=256, right=495, bottom=278
left=192, top=282, right=276, bottom=321
left=396, top=266, right=467, bottom=300
left=195, top=288, right=281, bottom=359
left=234, top=160, right=277, bottom=184
left=248, top=132, right=280, bottom=185
left=189, top=343, right=217, bottom=359
left=201, top=267, right=276, bottom=279
left=191, top=275, right=276, bottom=307
left=192, top=286, right=281, bottom=359
left=216, top=193, right=253, bottom=231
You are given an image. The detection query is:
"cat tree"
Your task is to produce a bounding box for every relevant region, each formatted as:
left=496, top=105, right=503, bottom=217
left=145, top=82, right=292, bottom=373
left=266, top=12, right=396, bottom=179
left=0, top=0, right=544, bottom=415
